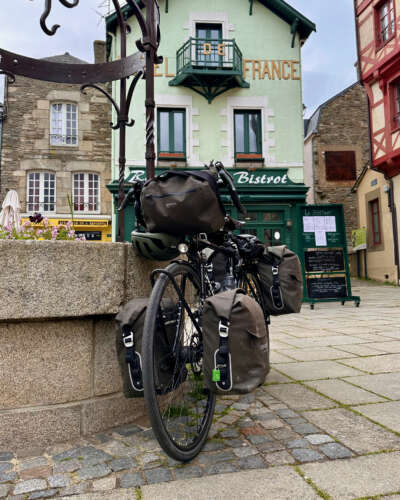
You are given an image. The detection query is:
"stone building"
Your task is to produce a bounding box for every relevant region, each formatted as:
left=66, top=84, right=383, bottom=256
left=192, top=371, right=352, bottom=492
left=0, top=42, right=112, bottom=241
left=304, top=82, right=371, bottom=247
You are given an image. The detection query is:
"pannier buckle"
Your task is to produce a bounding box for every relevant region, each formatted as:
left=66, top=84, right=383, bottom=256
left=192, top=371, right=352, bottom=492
left=272, top=266, right=279, bottom=275
left=218, top=321, right=229, bottom=337
left=123, top=330, right=134, bottom=348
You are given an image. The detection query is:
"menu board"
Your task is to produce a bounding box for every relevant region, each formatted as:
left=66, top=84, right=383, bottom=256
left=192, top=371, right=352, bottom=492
left=305, top=250, right=345, bottom=272
left=307, top=277, right=347, bottom=299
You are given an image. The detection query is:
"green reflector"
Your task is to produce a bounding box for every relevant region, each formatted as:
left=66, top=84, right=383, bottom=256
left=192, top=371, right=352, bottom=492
left=212, top=369, right=221, bottom=382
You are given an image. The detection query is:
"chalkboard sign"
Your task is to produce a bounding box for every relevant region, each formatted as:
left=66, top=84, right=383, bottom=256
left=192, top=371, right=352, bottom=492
left=307, top=277, right=347, bottom=299
left=305, top=250, right=345, bottom=272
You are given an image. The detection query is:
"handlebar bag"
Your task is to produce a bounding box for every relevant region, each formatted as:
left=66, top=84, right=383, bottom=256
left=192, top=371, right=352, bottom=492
left=140, top=170, right=226, bottom=235
left=115, top=298, right=187, bottom=398
left=257, top=245, right=303, bottom=315
left=202, top=289, right=270, bottom=395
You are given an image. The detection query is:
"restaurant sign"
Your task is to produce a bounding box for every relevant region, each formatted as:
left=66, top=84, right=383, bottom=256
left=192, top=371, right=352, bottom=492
left=127, top=168, right=292, bottom=187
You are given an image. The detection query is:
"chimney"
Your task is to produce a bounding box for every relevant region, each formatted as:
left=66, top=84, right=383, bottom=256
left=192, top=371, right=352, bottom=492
left=93, top=40, right=106, bottom=64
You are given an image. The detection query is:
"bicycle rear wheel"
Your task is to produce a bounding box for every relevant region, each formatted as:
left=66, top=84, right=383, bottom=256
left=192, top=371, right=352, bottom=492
left=142, top=261, right=216, bottom=462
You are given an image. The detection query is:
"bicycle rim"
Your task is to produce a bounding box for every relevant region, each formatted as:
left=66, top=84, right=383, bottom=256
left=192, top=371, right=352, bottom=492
left=142, top=262, right=216, bottom=462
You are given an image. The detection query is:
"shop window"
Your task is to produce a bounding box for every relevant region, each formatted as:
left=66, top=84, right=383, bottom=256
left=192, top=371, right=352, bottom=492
left=27, top=172, right=56, bottom=213
left=325, top=151, right=357, bottom=181
left=369, top=198, right=382, bottom=245
left=157, top=108, right=186, bottom=160
left=73, top=173, right=100, bottom=213
left=375, top=0, right=395, bottom=48
left=234, top=110, right=262, bottom=161
left=390, top=79, right=400, bottom=130
left=50, top=102, right=78, bottom=146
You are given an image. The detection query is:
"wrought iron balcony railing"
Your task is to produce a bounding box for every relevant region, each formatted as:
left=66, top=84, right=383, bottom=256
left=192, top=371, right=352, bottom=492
left=169, top=38, right=249, bottom=103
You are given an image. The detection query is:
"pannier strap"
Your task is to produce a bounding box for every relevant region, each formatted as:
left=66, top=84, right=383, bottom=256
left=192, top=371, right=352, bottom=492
left=122, top=325, right=144, bottom=392
left=270, top=265, right=284, bottom=310
left=214, top=318, right=232, bottom=391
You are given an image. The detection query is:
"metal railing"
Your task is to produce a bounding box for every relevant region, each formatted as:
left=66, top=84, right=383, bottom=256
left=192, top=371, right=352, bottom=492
left=176, top=38, right=244, bottom=74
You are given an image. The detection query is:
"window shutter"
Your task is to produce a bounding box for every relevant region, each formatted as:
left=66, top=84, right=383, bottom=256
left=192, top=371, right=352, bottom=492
left=325, top=151, right=357, bottom=181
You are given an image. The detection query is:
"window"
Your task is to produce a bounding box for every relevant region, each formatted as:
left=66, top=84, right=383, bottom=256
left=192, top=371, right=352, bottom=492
left=369, top=198, right=381, bottom=245
left=27, top=172, right=56, bottom=212
left=73, top=173, right=100, bottom=213
left=50, top=103, right=78, bottom=146
left=196, top=23, right=222, bottom=67
left=325, top=151, right=357, bottom=181
left=390, top=79, right=400, bottom=130
left=234, top=110, right=262, bottom=161
left=375, top=0, right=395, bottom=47
left=157, top=108, right=186, bottom=159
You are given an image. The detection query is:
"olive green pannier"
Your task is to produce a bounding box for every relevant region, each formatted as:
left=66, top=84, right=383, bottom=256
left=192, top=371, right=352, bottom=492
left=202, top=289, right=270, bottom=395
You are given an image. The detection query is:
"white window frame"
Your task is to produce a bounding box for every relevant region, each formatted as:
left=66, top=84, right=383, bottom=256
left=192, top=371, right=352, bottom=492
left=73, top=172, right=101, bottom=214
left=50, top=102, right=78, bottom=146
left=26, top=171, right=56, bottom=213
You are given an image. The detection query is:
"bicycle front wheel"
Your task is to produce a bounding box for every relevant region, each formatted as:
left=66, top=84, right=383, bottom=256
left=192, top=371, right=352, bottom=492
left=142, top=261, right=216, bottom=462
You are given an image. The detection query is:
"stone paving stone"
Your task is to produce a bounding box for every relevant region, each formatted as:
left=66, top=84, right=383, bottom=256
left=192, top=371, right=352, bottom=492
left=28, top=490, right=58, bottom=499
left=291, top=448, right=324, bottom=463
left=201, top=440, right=225, bottom=452
left=303, top=407, right=400, bottom=454
left=319, top=442, right=353, bottom=459
left=20, top=466, right=52, bottom=480
left=0, top=471, right=17, bottom=483
left=274, top=360, right=362, bottom=381
left=259, top=418, right=286, bottom=430
left=144, top=467, right=173, bottom=484
left=140, top=452, right=162, bottom=469
left=220, top=429, right=240, bottom=439
left=223, top=439, right=247, bottom=449
left=173, top=466, right=203, bottom=480
left=92, top=476, right=116, bottom=491
left=276, top=347, right=355, bottom=362
left=246, top=435, right=272, bottom=445
left=202, top=462, right=239, bottom=475
left=14, top=479, right=47, bottom=495
left=0, top=453, right=13, bottom=462
left=354, top=401, right=400, bottom=433
left=196, top=450, right=236, bottom=465
left=275, top=335, right=367, bottom=349
left=257, top=441, right=286, bottom=452
left=285, top=418, right=307, bottom=425
left=53, top=459, right=80, bottom=474
left=237, top=454, right=266, bottom=470
left=265, top=383, right=333, bottom=410
left=335, top=344, right=385, bottom=356
left=19, top=458, right=48, bottom=470
left=48, top=474, right=70, bottom=488
left=276, top=408, right=298, bottom=418
left=306, top=379, right=387, bottom=405
left=0, top=463, right=11, bottom=474
left=59, top=482, right=90, bottom=497
left=364, top=340, right=400, bottom=353
left=77, top=463, right=111, bottom=480
left=270, top=351, right=295, bottom=363
left=269, top=428, right=300, bottom=441
left=263, top=450, right=296, bottom=465
left=112, top=424, right=142, bottom=437
left=291, top=423, right=320, bottom=435
left=119, top=472, right=145, bottom=488
left=263, top=369, right=292, bottom=385
left=340, top=353, right=400, bottom=374
left=0, top=484, right=9, bottom=498
left=300, top=451, right=400, bottom=499
left=110, top=457, right=136, bottom=472
left=286, top=438, right=310, bottom=449
left=345, top=373, right=400, bottom=400
left=305, top=434, right=334, bottom=445
left=232, top=446, right=259, bottom=458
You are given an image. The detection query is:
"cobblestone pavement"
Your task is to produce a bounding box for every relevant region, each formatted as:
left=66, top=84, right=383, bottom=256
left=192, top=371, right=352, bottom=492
left=2, top=280, right=400, bottom=499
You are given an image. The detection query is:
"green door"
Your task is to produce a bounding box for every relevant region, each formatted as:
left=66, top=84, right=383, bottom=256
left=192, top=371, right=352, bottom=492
left=196, top=23, right=222, bottom=67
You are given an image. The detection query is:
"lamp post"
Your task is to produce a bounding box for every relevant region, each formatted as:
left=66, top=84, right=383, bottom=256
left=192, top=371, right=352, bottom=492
left=0, top=0, right=162, bottom=241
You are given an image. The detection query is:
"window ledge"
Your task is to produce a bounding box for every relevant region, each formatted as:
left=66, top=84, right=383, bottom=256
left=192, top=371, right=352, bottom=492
left=157, top=156, right=187, bottom=162
left=235, top=157, right=264, bottom=163
left=375, top=33, right=395, bottom=52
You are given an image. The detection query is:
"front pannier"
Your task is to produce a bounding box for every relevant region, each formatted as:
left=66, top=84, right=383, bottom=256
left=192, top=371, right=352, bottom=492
left=115, top=298, right=185, bottom=398
left=202, top=289, right=270, bottom=395
left=257, top=245, right=303, bottom=315
left=140, top=170, right=226, bottom=235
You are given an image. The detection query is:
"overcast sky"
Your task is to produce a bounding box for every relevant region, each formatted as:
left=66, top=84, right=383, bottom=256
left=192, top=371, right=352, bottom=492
left=0, top=0, right=357, bottom=117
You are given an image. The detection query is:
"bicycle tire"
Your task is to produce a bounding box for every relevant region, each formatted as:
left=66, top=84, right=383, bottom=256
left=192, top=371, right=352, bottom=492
left=142, top=261, right=216, bottom=462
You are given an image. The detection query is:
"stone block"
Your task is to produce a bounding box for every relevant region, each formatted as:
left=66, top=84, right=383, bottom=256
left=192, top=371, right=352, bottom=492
left=125, top=246, right=166, bottom=301
left=0, top=321, right=91, bottom=408
left=306, top=379, right=386, bottom=405
left=0, top=406, right=81, bottom=452
left=94, top=319, right=122, bottom=396
left=0, top=241, right=126, bottom=320
left=340, top=353, right=400, bottom=374
left=345, top=373, right=400, bottom=400
left=275, top=360, right=362, bottom=380
left=354, top=401, right=400, bottom=433
left=265, top=384, right=333, bottom=411
left=81, top=394, right=146, bottom=435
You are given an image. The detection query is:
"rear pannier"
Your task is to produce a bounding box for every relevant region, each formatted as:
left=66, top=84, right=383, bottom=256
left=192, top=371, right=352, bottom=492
left=115, top=298, right=185, bottom=398
left=140, top=170, right=226, bottom=235
left=202, top=289, right=269, bottom=395
left=257, top=245, right=303, bottom=315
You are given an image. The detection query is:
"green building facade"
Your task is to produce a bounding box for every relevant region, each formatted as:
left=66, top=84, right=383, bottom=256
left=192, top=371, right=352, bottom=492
left=106, top=0, right=315, bottom=252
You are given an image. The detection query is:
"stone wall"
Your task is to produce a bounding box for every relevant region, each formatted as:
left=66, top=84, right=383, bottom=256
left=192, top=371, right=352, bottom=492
left=0, top=43, right=112, bottom=217
left=0, top=240, right=164, bottom=453
left=311, top=83, right=370, bottom=246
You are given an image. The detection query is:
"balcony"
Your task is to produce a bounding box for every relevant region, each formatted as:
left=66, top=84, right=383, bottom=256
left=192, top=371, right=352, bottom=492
left=169, top=38, right=249, bottom=103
